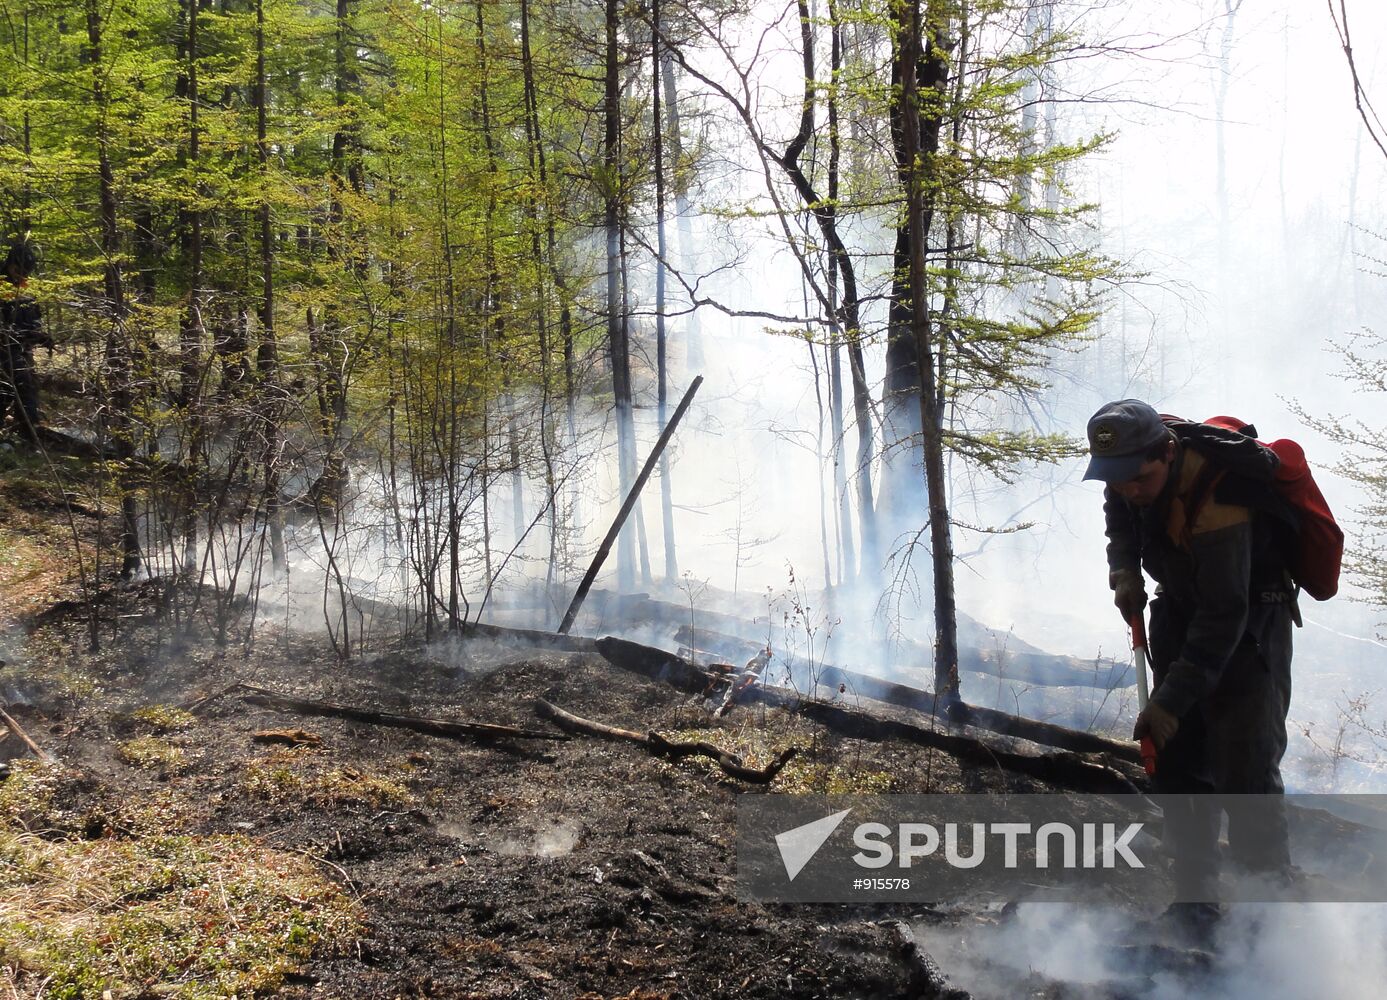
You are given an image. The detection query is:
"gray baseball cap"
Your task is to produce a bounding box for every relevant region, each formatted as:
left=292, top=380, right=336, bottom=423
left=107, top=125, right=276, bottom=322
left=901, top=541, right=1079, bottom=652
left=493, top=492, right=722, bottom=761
left=1082, top=399, right=1169, bottom=482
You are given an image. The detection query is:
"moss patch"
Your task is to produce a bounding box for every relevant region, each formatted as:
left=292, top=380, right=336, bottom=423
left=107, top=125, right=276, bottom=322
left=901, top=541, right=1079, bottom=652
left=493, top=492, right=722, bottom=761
left=0, top=759, right=64, bottom=832
left=117, top=735, right=189, bottom=775
left=127, top=704, right=197, bottom=734
left=0, top=627, right=100, bottom=704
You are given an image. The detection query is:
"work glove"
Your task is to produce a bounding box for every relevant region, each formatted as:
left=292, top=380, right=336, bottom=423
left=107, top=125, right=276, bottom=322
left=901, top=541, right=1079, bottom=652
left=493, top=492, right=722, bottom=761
left=1134, top=701, right=1179, bottom=751
left=1110, top=567, right=1147, bottom=622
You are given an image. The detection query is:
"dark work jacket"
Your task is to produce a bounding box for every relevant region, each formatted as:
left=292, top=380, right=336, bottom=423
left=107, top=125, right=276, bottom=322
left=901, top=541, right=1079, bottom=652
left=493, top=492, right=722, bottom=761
left=1103, top=440, right=1293, bottom=717
left=0, top=290, right=43, bottom=348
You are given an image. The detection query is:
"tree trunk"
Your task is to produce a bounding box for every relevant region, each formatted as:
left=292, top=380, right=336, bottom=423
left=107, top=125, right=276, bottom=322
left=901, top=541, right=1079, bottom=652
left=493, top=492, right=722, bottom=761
left=785, top=0, right=877, bottom=579
left=255, top=0, right=285, bottom=573
left=177, top=0, right=205, bottom=576
left=1213, top=0, right=1242, bottom=390
left=86, top=0, right=141, bottom=581
left=314, top=0, right=360, bottom=509
left=653, top=0, right=678, bottom=581
left=518, top=0, right=564, bottom=590
left=659, top=46, right=702, bottom=369
left=824, top=1, right=853, bottom=587
left=899, top=0, right=960, bottom=703
left=605, top=0, right=636, bottom=592
left=474, top=0, right=506, bottom=591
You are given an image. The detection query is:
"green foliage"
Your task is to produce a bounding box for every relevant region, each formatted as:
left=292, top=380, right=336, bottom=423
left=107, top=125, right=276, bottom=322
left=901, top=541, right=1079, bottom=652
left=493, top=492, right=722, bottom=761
left=1293, top=324, right=1387, bottom=613
left=0, top=0, right=609, bottom=570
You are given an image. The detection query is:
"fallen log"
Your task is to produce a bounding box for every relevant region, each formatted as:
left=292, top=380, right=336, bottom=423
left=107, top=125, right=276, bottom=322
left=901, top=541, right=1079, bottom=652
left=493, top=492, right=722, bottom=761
left=596, top=637, right=721, bottom=693
left=460, top=621, right=597, bottom=653
left=754, top=685, right=1144, bottom=794
left=240, top=686, right=569, bottom=743
left=880, top=920, right=973, bottom=1000
left=34, top=425, right=114, bottom=461
left=605, top=591, right=1126, bottom=687
left=673, top=623, right=1127, bottom=691
left=534, top=698, right=798, bottom=785
left=179, top=683, right=245, bottom=715
left=594, top=637, right=1144, bottom=794
left=598, top=636, right=1142, bottom=766
left=0, top=705, right=59, bottom=765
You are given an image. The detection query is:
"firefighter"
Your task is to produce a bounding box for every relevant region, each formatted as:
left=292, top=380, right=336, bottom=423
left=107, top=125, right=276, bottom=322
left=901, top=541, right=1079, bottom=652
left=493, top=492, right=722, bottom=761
left=1084, top=399, right=1296, bottom=934
left=0, top=239, right=48, bottom=440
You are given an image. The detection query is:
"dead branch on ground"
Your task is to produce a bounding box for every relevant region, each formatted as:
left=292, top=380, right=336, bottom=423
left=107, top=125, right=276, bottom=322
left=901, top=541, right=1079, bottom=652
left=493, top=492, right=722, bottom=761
left=0, top=705, right=59, bottom=764
left=534, top=698, right=799, bottom=784
left=252, top=728, right=323, bottom=747
left=239, top=685, right=569, bottom=743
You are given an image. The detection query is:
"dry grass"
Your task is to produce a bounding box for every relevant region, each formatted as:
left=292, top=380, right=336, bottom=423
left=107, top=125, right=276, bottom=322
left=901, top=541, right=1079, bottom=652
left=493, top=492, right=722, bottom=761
left=0, top=830, right=360, bottom=999
left=0, top=762, right=361, bottom=999
left=241, top=746, right=413, bottom=811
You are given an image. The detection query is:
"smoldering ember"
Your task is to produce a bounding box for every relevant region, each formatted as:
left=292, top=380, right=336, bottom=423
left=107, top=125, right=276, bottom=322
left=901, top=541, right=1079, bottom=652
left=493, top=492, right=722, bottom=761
left=3, top=0, right=1387, bottom=998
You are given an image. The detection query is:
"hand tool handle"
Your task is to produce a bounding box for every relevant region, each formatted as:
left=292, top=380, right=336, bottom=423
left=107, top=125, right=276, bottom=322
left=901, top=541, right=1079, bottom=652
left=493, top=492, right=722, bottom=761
left=1130, top=614, right=1156, bottom=776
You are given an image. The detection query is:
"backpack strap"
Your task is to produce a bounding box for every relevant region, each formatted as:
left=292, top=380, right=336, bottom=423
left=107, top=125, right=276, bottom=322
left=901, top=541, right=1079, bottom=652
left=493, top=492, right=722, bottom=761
left=1183, top=456, right=1224, bottom=544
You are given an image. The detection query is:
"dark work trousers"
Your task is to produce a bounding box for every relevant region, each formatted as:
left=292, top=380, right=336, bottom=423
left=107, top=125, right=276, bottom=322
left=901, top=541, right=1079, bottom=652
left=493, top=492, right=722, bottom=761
left=1148, top=596, right=1294, bottom=900
left=0, top=336, right=40, bottom=436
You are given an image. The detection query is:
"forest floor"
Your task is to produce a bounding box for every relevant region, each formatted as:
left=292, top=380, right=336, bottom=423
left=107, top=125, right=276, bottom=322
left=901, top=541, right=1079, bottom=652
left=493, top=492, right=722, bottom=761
left=0, top=447, right=1215, bottom=1000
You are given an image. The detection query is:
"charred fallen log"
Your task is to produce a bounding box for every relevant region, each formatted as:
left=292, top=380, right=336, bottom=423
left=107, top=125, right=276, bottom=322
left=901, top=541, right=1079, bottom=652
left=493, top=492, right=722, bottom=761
left=880, top=920, right=973, bottom=1000
left=239, top=686, right=569, bottom=743
left=533, top=698, right=798, bottom=784
left=594, top=592, right=1125, bottom=689
left=596, top=636, right=720, bottom=693
left=459, top=621, right=597, bottom=653
left=782, top=694, right=1144, bottom=794
left=673, top=623, right=1127, bottom=691
left=597, top=637, right=1143, bottom=767
left=594, top=638, right=1144, bottom=793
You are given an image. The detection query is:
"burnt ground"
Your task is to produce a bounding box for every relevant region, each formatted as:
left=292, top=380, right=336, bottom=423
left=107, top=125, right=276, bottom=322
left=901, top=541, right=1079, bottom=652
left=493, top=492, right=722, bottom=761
left=0, top=463, right=1230, bottom=1000
left=0, top=570, right=1080, bottom=1000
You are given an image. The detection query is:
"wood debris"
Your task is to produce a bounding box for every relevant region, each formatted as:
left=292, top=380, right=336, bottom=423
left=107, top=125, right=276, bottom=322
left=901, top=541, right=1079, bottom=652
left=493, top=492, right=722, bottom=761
left=0, top=704, right=58, bottom=765
left=252, top=728, right=323, bottom=748
left=239, top=685, right=569, bottom=744
left=533, top=698, right=798, bottom=784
